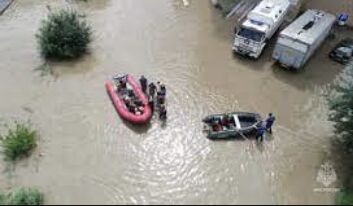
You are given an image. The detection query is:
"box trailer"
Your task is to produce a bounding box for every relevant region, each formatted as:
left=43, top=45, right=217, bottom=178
left=272, top=9, right=335, bottom=69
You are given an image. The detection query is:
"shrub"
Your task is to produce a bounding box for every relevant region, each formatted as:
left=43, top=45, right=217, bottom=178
left=6, top=188, right=43, bottom=205
left=0, top=122, right=38, bottom=161
left=36, top=9, right=91, bottom=60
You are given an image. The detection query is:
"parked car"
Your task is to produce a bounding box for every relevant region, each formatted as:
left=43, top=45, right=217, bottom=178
left=329, top=38, right=353, bottom=64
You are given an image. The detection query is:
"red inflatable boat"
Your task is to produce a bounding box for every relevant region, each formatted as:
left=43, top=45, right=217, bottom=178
left=105, top=74, right=152, bottom=124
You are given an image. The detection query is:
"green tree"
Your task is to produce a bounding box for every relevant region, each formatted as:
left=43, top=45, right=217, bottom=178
left=36, top=9, right=91, bottom=60
left=337, top=188, right=353, bottom=205
left=328, top=63, right=353, bottom=205
left=328, top=63, right=353, bottom=152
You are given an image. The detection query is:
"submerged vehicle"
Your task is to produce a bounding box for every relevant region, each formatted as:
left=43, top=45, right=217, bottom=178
left=202, top=112, right=262, bottom=140
left=329, top=38, right=353, bottom=65
left=105, top=74, right=152, bottom=124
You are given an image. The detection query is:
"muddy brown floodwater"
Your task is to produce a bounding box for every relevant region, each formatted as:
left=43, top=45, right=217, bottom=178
left=0, top=0, right=350, bottom=204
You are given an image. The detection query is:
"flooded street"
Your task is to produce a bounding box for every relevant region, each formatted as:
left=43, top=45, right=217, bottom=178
left=0, top=0, right=347, bottom=204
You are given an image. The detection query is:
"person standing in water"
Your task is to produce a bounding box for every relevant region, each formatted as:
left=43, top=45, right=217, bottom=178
left=156, top=91, right=165, bottom=106
left=159, top=104, right=167, bottom=120
left=265, top=113, right=276, bottom=134
left=160, top=83, right=166, bottom=97
left=149, top=82, right=157, bottom=98
left=139, top=75, right=148, bottom=94
left=156, top=82, right=166, bottom=106
left=148, top=95, right=154, bottom=114
left=255, top=122, right=266, bottom=142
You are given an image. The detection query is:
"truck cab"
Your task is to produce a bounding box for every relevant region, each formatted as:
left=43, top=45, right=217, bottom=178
left=232, top=0, right=290, bottom=59
left=233, top=20, right=268, bottom=58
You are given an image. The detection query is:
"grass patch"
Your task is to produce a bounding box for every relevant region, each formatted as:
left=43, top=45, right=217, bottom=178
left=0, top=191, right=5, bottom=205
left=0, top=122, right=38, bottom=161
left=337, top=188, right=353, bottom=205
left=1, top=188, right=43, bottom=205
left=36, top=9, right=91, bottom=60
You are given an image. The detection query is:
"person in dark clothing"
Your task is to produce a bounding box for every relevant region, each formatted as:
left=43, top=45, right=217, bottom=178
left=221, top=117, right=229, bottom=128
left=149, top=82, right=157, bottom=97
left=134, top=99, right=143, bottom=107
left=126, top=101, right=135, bottom=114
left=265, top=113, right=276, bottom=134
left=120, top=79, right=126, bottom=88
left=139, top=75, right=148, bottom=93
left=160, top=84, right=166, bottom=96
left=148, top=96, right=154, bottom=114
left=214, top=119, right=223, bottom=131
left=256, top=123, right=266, bottom=142
left=117, top=79, right=126, bottom=93
left=127, top=89, right=134, bottom=97
left=157, top=91, right=165, bottom=105
left=159, top=104, right=167, bottom=120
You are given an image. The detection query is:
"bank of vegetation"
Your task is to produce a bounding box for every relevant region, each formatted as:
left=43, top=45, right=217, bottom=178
left=0, top=188, right=43, bottom=205
left=36, top=9, right=91, bottom=60
left=328, top=63, right=353, bottom=205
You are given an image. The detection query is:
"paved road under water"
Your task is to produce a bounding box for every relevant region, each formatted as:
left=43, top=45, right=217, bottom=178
left=0, top=0, right=347, bottom=204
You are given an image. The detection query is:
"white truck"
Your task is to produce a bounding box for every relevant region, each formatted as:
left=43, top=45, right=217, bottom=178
left=232, top=0, right=291, bottom=58
left=272, top=9, right=335, bottom=70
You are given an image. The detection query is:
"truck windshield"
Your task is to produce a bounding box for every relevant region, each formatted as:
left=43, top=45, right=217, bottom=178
left=237, top=28, right=265, bottom=42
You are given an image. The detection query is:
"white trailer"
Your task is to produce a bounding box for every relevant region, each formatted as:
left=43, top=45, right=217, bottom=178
left=232, top=0, right=291, bottom=58
left=272, top=9, right=335, bottom=70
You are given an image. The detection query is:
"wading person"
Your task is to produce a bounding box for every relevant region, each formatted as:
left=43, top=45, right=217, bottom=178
left=159, top=104, right=167, bottom=120
left=148, top=95, right=154, bottom=114
left=157, top=91, right=165, bottom=105
left=265, top=113, right=276, bottom=134
left=139, top=75, right=148, bottom=94
left=149, top=82, right=157, bottom=97
left=256, top=123, right=266, bottom=142
left=160, top=84, right=166, bottom=96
